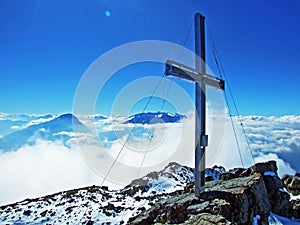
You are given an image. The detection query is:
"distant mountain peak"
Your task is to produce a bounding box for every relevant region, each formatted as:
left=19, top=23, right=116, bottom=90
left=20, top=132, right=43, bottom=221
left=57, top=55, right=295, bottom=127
left=54, top=113, right=82, bottom=125
left=123, top=112, right=186, bottom=125
left=56, top=113, right=74, bottom=119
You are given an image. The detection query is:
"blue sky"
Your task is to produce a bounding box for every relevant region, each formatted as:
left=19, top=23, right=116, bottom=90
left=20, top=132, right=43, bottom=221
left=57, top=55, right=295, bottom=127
left=1, top=0, right=300, bottom=116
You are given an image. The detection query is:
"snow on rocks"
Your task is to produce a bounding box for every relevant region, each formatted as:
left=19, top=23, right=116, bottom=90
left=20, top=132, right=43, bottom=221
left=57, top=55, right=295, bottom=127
left=0, top=162, right=198, bottom=224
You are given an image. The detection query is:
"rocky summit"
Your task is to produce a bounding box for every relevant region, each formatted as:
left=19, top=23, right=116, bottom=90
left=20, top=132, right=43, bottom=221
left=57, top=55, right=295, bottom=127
left=129, top=161, right=300, bottom=225
left=1, top=161, right=300, bottom=224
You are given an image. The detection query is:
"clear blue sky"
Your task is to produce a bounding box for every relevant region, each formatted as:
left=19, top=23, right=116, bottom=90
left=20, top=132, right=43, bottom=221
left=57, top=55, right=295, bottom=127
left=1, top=0, right=300, bottom=116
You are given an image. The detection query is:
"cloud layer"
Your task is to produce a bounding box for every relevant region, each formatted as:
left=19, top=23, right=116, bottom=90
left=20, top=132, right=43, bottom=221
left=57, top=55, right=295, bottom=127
left=0, top=139, right=100, bottom=205
left=239, top=115, right=300, bottom=175
left=0, top=113, right=299, bottom=205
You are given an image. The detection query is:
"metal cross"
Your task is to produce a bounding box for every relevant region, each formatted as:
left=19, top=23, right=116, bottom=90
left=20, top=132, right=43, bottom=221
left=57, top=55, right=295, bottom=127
left=165, top=13, right=225, bottom=197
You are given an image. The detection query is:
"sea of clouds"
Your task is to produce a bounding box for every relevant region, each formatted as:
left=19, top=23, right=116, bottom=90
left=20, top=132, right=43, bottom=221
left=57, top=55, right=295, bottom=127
left=0, top=112, right=299, bottom=205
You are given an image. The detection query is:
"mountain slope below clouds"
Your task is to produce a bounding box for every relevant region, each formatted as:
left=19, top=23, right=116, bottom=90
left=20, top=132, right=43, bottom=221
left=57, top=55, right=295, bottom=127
left=0, top=114, right=88, bottom=152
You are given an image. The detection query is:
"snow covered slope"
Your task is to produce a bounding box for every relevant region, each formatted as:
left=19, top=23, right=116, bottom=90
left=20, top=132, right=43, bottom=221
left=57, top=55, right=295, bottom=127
left=121, top=162, right=195, bottom=198
left=0, top=185, right=149, bottom=224
left=0, top=162, right=198, bottom=224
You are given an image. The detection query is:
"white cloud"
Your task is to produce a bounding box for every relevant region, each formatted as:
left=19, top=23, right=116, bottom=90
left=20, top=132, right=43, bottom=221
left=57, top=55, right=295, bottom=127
left=22, top=115, right=57, bottom=128
left=238, top=115, right=300, bottom=175
left=53, top=131, right=75, bottom=137
left=0, top=139, right=100, bottom=205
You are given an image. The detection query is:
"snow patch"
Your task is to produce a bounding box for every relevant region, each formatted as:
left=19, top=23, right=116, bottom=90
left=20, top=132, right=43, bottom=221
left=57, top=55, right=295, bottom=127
left=269, top=213, right=300, bottom=225
left=253, top=214, right=261, bottom=225
left=264, top=171, right=277, bottom=177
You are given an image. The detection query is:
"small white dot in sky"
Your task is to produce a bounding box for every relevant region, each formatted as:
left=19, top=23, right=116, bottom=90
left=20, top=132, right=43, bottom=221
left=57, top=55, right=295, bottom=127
left=105, top=10, right=111, bottom=17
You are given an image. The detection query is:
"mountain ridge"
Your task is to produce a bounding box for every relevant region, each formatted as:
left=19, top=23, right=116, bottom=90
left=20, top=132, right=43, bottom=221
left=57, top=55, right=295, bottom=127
left=0, top=113, right=87, bottom=152
left=123, top=112, right=186, bottom=124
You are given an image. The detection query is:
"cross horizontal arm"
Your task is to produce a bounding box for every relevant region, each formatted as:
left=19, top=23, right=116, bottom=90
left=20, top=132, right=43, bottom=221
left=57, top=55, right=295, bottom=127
left=165, top=60, right=225, bottom=90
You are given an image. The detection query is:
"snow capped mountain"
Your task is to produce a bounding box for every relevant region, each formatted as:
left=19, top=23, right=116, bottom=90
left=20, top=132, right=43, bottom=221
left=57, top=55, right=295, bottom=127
left=123, top=112, right=186, bottom=124
left=0, top=113, right=88, bottom=152
left=96, top=112, right=187, bottom=149
left=0, top=162, right=200, bottom=224
left=0, top=112, right=185, bottom=152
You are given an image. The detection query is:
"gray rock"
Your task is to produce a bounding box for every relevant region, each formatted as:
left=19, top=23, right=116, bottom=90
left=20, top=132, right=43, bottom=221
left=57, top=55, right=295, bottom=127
left=219, top=167, right=248, bottom=181
left=269, top=190, right=290, bottom=216
left=187, top=213, right=232, bottom=225
left=282, top=174, right=300, bottom=196
left=187, top=201, right=210, bottom=214
left=263, top=175, right=283, bottom=193
left=252, top=160, right=278, bottom=175
left=290, top=199, right=300, bottom=219
left=130, top=174, right=271, bottom=225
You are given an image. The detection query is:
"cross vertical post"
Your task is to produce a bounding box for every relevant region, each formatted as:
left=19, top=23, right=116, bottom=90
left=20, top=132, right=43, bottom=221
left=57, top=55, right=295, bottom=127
left=195, top=13, right=206, bottom=196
